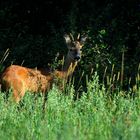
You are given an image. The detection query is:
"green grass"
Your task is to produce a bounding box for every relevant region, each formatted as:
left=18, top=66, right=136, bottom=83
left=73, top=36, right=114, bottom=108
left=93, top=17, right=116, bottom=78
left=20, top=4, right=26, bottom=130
left=0, top=73, right=140, bottom=140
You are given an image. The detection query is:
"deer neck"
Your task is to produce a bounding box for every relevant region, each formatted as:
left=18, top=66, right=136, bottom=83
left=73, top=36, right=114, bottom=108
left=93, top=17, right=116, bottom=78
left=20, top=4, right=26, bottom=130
left=53, top=53, right=78, bottom=82
left=63, top=54, right=77, bottom=76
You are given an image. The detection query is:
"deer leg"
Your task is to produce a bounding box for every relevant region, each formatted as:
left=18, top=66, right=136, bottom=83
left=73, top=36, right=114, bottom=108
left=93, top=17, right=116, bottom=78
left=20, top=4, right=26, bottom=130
left=42, top=92, right=48, bottom=113
left=13, top=90, right=22, bottom=103
left=12, top=79, right=25, bottom=103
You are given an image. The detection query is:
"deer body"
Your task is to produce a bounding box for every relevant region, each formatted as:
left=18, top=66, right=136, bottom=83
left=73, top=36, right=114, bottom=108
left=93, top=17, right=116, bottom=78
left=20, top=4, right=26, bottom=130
left=1, top=33, right=86, bottom=103
left=2, top=65, right=53, bottom=102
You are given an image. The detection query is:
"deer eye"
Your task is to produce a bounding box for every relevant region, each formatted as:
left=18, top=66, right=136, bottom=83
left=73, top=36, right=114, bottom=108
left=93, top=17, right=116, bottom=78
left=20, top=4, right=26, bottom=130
left=70, top=48, right=73, bottom=51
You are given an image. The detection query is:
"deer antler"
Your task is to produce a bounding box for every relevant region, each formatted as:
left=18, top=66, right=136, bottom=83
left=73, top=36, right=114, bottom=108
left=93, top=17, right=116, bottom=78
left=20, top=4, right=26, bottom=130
left=69, top=33, right=74, bottom=41
left=77, top=33, right=80, bottom=40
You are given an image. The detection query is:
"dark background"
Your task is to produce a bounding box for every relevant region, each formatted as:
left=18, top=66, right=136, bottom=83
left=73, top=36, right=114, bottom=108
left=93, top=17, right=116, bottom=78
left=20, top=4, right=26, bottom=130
left=0, top=0, right=139, bottom=90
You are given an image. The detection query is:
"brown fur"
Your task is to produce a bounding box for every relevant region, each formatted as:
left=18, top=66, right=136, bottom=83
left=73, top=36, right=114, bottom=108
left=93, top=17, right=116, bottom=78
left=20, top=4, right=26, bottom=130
left=1, top=65, right=53, bottom=102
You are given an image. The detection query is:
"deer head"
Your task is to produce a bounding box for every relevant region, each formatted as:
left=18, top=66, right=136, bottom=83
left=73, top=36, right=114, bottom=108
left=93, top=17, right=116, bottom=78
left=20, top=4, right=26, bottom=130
left=64, top=33, right=87, bottom=62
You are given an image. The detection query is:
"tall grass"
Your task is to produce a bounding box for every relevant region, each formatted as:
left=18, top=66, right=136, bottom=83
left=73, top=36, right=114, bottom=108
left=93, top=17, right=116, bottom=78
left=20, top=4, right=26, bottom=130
left=0, top=72, right=140, bottom=140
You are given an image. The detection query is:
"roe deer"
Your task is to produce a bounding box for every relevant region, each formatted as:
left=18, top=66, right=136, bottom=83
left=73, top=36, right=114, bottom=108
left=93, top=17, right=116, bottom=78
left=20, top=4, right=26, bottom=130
left=1, top=33, right=87, bottom=104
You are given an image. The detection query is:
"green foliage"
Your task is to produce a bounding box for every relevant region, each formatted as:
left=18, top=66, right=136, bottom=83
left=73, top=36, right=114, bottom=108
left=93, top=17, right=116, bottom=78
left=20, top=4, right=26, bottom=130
left=0, top=74, right=140, bottom=139
left=0, top=2, right=139, bottom=138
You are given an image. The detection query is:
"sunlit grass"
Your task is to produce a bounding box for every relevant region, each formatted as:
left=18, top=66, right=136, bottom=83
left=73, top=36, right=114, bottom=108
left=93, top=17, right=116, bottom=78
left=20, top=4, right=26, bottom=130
left=0, top=73, right=140, bottom=140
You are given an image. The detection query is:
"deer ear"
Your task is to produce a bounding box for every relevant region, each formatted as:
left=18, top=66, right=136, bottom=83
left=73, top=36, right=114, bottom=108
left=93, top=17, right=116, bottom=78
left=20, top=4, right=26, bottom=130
left=80, top=35, right=88, bottom=45
left=64, top=34, right=71, bottom=44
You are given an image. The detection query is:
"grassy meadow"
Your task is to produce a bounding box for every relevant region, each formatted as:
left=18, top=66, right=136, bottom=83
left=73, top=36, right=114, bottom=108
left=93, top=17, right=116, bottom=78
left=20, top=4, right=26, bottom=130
left=0, top=73, right=140, bottom=140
